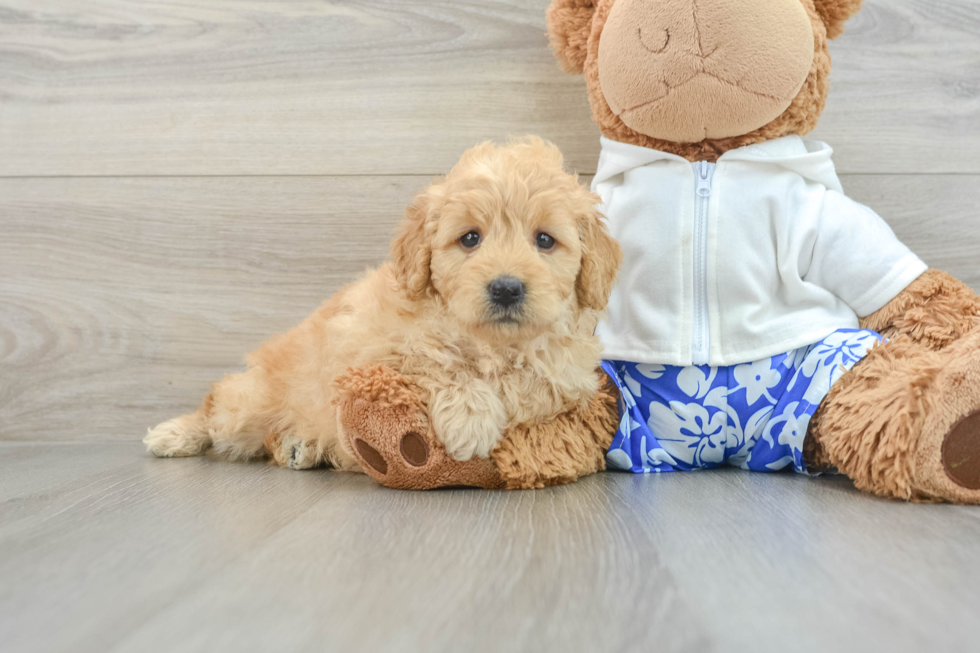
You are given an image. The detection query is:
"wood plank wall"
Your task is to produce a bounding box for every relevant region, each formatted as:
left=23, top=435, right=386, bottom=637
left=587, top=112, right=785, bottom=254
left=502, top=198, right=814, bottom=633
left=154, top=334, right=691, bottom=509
left=2, top=0, right=979, bottom=442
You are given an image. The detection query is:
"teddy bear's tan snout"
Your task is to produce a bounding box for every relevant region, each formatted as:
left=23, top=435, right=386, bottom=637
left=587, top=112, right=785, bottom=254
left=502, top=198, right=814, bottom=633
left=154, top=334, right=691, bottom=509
left=596, top=0, right=816, bottom=143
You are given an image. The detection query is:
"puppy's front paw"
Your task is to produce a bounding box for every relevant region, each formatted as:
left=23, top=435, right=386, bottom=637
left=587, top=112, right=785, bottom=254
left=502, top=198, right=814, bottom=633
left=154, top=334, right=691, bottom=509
left=440, top=420, right=505, bottom=461
left=428, top=389, right=507, bottom=461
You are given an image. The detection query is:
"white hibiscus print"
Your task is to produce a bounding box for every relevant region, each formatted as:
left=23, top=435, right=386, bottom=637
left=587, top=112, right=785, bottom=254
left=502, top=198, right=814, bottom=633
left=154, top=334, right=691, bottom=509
left=623, top=371, right=643, bottom=399
left=793, top=331, right=879, bottom=404
left=606, top=448, right=633, bottom=471
left=645, top=446, right=678, bottom=468
left=677, top=366, right=717, bottom=399
left=760, top=401, right=805, bottom=452
left=605, top=330, right=878, bottom=475
left=729, top=405, right=775, bottom=467
left=785, top=412, right=813, bottom=450
left=636, top=363, right=666, bottom=379
left=607, top=427, right=678, bottom=471
left=610, top=369, right=638, bottom=410
left=781, top=344, right=810, bottom=371
left=648, top=400, right=727, bottom=466
left=748, top=401, right=808, bottom=470
left=732, top=359, right=781, bottom=405
left=702, top=385, right=729, bottom=412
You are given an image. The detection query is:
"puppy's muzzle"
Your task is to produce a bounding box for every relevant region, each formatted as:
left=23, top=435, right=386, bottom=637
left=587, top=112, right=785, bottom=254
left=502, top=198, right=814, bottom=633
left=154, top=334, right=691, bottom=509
left=487, top=276, right=526, bottom=308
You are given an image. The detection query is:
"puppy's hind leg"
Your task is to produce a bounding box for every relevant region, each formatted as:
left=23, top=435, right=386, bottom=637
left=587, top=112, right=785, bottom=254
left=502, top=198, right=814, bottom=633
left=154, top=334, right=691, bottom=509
left=145, top=395, right=213, bottom=458
left=145, top=368, right=270, bottom=460
left=204, top=368, right=273, bottom=461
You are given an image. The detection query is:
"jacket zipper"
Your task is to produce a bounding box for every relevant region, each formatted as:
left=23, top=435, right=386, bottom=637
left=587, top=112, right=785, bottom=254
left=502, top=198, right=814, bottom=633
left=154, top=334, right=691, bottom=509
left=692, top=161, right=716, bottom=366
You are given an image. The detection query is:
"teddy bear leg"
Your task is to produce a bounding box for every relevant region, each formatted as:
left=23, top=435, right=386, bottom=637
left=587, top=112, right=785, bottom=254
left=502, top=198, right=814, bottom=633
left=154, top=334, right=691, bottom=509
left=333, top=366, right=505, bottom=490
left=492, top=373, right=620, bottom=489
left=806, top=330, right=980, bottom=503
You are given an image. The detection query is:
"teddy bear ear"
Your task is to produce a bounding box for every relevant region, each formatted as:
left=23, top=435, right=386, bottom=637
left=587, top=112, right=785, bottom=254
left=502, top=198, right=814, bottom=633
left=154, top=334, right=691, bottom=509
left=547, top=0, right=597, bottom=75
left=813, top=0, right=865, bottom=39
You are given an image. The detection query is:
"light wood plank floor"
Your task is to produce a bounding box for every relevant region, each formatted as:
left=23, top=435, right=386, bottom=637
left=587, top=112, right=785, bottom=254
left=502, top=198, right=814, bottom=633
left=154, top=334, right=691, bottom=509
left=3, top=442, right=980, bottom=653
left=2, top=1, right=980, bottom=652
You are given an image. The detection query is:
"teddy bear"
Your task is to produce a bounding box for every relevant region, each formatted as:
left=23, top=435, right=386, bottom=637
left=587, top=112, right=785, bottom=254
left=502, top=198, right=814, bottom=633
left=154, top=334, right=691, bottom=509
left=338, top=0, right=980, bottom=502
left=542, top=0, right=980, bottom=503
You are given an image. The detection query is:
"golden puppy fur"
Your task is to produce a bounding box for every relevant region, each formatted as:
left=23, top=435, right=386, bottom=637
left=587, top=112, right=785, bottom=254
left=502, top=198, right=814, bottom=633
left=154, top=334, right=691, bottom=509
left=144, top=138, right=622, bottom=471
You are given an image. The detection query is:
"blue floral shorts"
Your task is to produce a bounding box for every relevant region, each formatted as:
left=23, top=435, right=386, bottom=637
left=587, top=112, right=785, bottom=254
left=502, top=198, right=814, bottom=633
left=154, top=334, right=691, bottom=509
left=602, top=329, right=882, bottom=475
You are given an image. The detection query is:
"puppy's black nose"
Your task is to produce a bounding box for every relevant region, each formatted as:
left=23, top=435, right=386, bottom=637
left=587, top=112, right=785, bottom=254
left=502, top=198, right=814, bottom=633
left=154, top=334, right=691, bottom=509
left=488, top=276, right=526, bottom=308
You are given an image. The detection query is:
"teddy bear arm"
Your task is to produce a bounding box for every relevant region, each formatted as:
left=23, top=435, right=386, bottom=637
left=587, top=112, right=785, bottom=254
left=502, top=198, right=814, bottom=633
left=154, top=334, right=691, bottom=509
left=859, top=269, right=980, bottom=351
left=492, top=374, right=619, bottom=490
left=335, top=367, right=619, bottom=491
left=334, top=365, right=504, bottom=490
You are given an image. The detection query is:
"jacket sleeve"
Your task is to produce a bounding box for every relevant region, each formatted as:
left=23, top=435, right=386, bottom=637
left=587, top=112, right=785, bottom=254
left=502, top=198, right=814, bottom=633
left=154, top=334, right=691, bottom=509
left=803, top=190, right=928, bottom=317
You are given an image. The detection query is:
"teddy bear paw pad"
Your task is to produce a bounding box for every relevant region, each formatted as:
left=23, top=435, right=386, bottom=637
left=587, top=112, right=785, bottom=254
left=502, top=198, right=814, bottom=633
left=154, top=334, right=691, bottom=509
left=354, top=438, right=389, bottom=475
left=942, top=411, right=980, bottom=490
left=399, top=432, right=429, bottom=467
left=353, top=431, right=430, bottom=477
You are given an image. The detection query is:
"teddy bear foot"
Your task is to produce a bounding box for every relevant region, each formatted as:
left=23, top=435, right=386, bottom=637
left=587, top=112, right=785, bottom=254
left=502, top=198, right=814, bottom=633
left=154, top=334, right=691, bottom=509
left=942, top=413, right=980, bottom=490
left=333, top=366, right=505, bottom=490
left=808, top=329, right=980, bottom=504
left=913, top=331, right=980, bottom=503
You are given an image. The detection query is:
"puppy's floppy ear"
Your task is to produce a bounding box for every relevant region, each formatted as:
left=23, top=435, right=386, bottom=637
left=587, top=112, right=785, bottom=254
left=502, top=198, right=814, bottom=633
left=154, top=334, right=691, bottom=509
left=547, top=0, right=597, bottom=75
left=812, top=0, right=864, bottom=39
left=576, top=201, right=622, bottom=311
left=391, top=187, right=438, bottom=300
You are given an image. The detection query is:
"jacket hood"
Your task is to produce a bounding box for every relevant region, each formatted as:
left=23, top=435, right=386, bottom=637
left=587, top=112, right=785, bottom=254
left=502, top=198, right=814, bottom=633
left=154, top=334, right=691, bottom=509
left=593, top=135, right=843, bottom=194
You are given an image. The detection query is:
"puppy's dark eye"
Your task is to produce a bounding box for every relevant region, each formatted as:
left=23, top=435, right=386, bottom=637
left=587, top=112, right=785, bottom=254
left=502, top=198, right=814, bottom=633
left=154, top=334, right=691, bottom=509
left=460, top=231, right=481, bottom=249
left=536, top=232, right=556, bottom=250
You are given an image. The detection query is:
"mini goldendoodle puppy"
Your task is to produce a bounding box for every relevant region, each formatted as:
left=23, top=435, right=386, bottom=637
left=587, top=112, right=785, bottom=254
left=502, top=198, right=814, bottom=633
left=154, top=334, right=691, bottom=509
left=144, top=138, right=621, bottom=471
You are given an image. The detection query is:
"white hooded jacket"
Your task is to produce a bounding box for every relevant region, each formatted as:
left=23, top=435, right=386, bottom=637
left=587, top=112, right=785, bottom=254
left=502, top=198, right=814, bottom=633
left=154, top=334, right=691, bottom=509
left=593, top=135, right=927, bottom=367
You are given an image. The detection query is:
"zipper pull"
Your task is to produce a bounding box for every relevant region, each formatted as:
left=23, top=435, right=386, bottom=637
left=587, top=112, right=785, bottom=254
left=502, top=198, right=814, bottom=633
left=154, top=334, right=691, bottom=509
left=695, top=161, right=715, bottom=197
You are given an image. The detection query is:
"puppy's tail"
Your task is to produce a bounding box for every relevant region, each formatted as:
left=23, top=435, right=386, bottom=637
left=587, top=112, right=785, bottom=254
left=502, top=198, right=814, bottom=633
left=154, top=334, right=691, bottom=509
left=144, top=395, right=213, bottom=458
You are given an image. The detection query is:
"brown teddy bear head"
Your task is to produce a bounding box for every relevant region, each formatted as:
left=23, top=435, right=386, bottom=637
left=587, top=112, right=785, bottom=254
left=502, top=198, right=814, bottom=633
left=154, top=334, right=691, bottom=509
left=547, top=0, right=864, bottom=161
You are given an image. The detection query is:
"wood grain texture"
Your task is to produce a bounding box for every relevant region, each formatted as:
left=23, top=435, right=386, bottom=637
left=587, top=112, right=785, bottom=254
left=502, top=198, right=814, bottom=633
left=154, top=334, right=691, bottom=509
left=2, top=174, right=979, bottom=443
left=0, top=175, right=424, bottom=441
left=2, top=2, right=979, bottom=651
left=1, top=0, right=978, bottom=177
left=2, top=442, right=979, bottom=653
